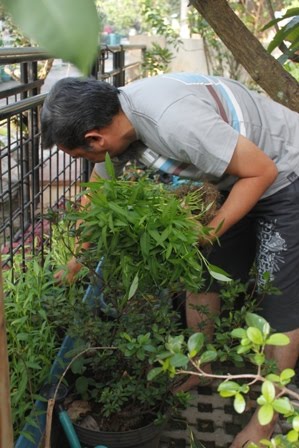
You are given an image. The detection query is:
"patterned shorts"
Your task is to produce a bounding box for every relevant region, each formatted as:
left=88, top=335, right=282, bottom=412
left=206, top=178, right=299, bottom=332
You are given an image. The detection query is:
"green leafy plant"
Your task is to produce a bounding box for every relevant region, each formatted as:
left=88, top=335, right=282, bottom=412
left=150, top=311, right=299, bottom=448
left=141, top=0, right=181, bottom=76
left=52, top=156, right=229, bottom=433
left=262, top=8, right=299, bottom=65
left=3, top=249, right=85, bottom=440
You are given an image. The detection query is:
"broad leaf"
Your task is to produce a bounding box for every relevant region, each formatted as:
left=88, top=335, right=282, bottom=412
left=187, top=333, right=204, bottom=357
left=199, top=350, right=217, bottom=364
left=245, top=313, right=268, bottom=333
left=2, top=0, right=100, bottom=74
left=266, top=333, right=290, bottom=346
left=272, top=397, right=293, bottom=415
left=247, top=327, right=264, bottom=345
left=170, top=353, right=189, bottom=368
left=261, top=380, right=276, bottom=403
left=234, top=393, right=246, bottom=414
left=258, top=403, right=274, bottom=425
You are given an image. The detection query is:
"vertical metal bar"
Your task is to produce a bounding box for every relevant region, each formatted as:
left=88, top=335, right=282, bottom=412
left=0, top=256, right=14, bottom=448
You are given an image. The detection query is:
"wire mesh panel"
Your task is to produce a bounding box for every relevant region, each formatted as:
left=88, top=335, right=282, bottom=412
left=0, top=45, right=145, bottom=271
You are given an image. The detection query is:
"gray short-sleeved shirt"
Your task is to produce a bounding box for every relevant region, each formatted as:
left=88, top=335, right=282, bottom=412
left=94, top=73, right=299, bottom=198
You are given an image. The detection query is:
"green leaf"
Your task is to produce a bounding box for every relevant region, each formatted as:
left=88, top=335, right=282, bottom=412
left=187, top=333, right=204, bottom=357
left=170, top=353, right=189, bottom=368
left=147, top=367, right=163, bottom=381
left=266, top=333, right=290, bottom=346
left=234, top=393, right=246, bottom=414
left=293, top=415, right=299, bottom=431
left=199, top=350, right=217, bottom=364
left=258, top=403, right=274, bottom=425
left=246, top=327, right=264, bottom=345
left=128, top=274, right=139, bottom=300
left=272, top=397, right=293, bottom=415
left=231, top=328, right=247, bottom=339
left=251, top=353, right=265, bottom=366
left=261, top=380, right=276, bottom=403
left=207, top=263, right=231, bottom=282
left=218, top=380, right=240, bottom=397
left=280, top=368, right=295, bottom=383
left=287, top=429, right=299, bottom=443
left=245, top=313, right=268, bottom=333
left=105, top=153, right=116, bottom=179
left=2, top=0, right=100, bottom=75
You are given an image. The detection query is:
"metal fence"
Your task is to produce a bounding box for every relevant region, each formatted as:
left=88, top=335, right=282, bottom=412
left=0, top=45, right=146, bottom=270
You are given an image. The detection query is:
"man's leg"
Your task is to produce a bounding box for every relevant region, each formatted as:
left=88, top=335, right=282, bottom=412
left=176, top=291, right=220, bottom=391
left=231, top=181, right=299, bottom=447
left=230, top=327, right=299, bottom=448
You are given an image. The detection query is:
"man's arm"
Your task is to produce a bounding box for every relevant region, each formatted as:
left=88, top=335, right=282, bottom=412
left=205, top=134, right=278, bottom=241
left=54, top=168, right=101, bottom=283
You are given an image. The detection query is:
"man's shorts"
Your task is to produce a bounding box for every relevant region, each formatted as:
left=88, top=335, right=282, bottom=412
left=206, top=178, right=299, bottom=333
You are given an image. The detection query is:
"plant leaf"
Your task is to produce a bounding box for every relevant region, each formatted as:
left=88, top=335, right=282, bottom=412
left=266, top=333, right=290, bottom=346
left=2, top=0, right=100, bottom=75
left=187, top=333, right=204, bottom=357
left=245, top=313, right=268, bottom=333
left=234, top=393, right=246, bottom=414
left=207, top=263, right=231, bottom=282
left=258, top=403, right=274, bottom=425
left=128, top=274, right=139, bottom=300
left=261, top=380, right=276, bottom=403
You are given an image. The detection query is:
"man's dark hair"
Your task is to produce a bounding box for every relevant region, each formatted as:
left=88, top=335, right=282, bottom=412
left=41, top=77, right=121, bottom=150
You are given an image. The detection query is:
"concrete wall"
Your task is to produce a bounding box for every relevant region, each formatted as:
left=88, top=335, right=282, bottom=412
left=129, top=34, right=208, bottom=74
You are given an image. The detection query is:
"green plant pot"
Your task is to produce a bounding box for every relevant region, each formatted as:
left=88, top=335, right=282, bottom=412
left=73, top=419, right=166, bottom=448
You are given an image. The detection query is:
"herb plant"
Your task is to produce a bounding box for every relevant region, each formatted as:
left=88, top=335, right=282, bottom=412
left=4, top=240, right=85, bottom=439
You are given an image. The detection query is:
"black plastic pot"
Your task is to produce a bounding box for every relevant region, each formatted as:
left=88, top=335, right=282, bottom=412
left=73, top=419, right=165, bottom=448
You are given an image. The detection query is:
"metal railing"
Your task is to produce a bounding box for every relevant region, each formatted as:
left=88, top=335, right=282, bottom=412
left=0, top=45, right=146, bottom=270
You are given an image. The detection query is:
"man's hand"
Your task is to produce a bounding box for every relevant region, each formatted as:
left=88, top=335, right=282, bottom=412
left=54, top=257, right=83, bottom=284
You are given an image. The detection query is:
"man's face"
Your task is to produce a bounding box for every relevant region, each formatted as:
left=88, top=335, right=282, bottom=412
left=59, top=137, right=127, bottom=163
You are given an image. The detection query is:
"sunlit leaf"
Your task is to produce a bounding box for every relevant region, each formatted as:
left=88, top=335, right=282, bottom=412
left=258, top=403, right=274, bottom=425
left=234, top=393, right=246, bottom=414
left=287, top=429, right=299, bottom=443
left=261, top=380, right=276, bottom=403
left=247, top=327, right=264, bottom=345
left=266, top=333, right=290, bottom=346
left=293, top=415, right=299, bottom=431
left=245, top=313, right=268, bottom=333
left=2, top=0, right=100, bottom=74
left=272, top=397, right=293, bottom=415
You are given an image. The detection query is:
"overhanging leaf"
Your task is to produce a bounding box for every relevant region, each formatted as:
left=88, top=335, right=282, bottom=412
left=2, top=0, right=100, bottom=75
left=207, top=263, right=231, bottom=282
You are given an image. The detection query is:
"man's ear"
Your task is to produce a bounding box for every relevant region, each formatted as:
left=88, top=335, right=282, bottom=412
left=85, top=129, right=104, bottom=148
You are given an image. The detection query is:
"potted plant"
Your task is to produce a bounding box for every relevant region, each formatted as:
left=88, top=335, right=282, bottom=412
left=49, top=156, right=226, bottom=447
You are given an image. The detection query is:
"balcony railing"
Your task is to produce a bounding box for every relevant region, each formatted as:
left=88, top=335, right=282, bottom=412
left=0, top=45, right=146, bottom=271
